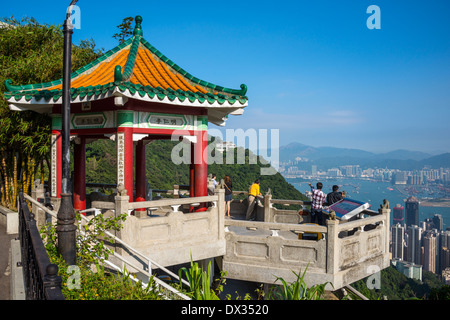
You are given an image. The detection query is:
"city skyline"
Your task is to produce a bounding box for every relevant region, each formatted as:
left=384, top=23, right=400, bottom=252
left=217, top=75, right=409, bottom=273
left=2, top=1, right=450, bottom=154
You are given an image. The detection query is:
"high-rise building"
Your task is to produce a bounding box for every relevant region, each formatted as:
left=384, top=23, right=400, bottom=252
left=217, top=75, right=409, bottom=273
left=438, top=231, right=450, bottom=275
left=392, top=259, right=422, bottom=281
left=393, top=171, right=408, bottom=184
left=393, top=204, right=404, bottom=226
left=391, top=224, right=405, bottom=260
left=442, top=249, right=450, bottom=279
left=423, top=218, right=433, bottom=231
left=407, top=225, right=422, bottom=265
left=405, top=196, right=419, bottom=228
left=311, top=165, right=317, bottom=177
left=423, top=232, right=437, bottom=273
left=432, top=214, right=443, bottom=231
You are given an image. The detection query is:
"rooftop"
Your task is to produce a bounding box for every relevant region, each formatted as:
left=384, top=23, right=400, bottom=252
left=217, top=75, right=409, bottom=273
left=4, top=16, right=248, bottom=125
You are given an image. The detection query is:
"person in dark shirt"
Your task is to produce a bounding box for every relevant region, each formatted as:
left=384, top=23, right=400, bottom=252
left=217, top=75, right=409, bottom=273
left=224, top=175, right=233, bottom=218
left=326, top=185, right=343, bottom=205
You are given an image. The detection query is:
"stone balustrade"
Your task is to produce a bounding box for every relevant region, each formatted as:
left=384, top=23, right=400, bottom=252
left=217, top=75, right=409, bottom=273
left=107, top=190, right=226, bottom=269
left=222, top=205, right=390, bottom=290
left=32, top=181, right=390, bottom=291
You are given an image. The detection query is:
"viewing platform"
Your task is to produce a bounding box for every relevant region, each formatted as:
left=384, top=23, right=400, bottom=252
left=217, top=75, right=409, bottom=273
left=4, top=14, right=389, bottom=298
left=31, top=182, right=390, bottom=291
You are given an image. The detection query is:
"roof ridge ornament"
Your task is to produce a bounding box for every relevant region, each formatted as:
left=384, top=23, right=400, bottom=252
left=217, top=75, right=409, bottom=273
left=133, top=16, right=143, bottom=37
left=239, top=84, right=248, bottom=96
left=114, top=66, right=123, bottom=82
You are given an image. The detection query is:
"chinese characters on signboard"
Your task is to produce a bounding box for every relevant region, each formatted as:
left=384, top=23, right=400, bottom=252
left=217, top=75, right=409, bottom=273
left=117, top=132, right=125, bottom=187
left=51, top=134, right=58, bottom=197
left=73, top=114, right=105, bottom=128
left=149, top=115, right=184, bottom=128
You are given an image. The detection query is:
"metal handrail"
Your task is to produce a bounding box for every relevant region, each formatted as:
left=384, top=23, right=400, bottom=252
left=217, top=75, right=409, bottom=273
left=23, top=193, right=190, bottom=299
left=18, top=193, right=65, bottom=300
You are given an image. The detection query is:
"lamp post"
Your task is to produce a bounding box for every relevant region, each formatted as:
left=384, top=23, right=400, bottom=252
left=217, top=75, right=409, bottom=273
left=56, top=0, right=78, bottom=266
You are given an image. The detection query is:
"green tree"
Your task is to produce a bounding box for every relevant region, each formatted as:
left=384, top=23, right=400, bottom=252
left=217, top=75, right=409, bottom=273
left=0, top=16, right=103, bottom=208
left=112, top=17, right=134, bottom=44
left=429, top=285, right=450, bottom=300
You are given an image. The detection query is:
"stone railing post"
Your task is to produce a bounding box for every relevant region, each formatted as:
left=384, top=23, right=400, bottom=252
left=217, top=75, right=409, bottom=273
left=31, top=179, right=45, bottom=228
left=264, top=192, right=272, bottom=222
left=216, top=188, right=225, bottom=240
left=326, top=219, right=340, bottom=275
left=115, top=193, right=130, bottom=220
left=173, top=185, right=180, bottom=199
left=114, top=190, right=130, bottom=255
left=378, top=200, right=391, bottom=259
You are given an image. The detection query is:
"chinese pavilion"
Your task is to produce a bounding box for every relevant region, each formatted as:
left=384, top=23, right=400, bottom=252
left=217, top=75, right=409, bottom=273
left=3, top=16, right=248, bottom=211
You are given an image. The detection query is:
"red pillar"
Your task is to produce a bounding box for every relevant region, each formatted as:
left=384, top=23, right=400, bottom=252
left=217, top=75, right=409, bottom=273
left=73, top=136, right=86, bottom=212
left=117, top=128, right=133, bottom=202
left=135, top=140, right=146, bottom=212
left=194, top=130, right=208, bottom=211
left=190, top=142, right=195, bottom=197
left=51, top=131, right=62, bottom=199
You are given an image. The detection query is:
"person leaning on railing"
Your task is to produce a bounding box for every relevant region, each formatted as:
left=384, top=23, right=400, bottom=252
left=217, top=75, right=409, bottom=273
left=308, top=182, right=326, bottom=225
left=326, top=185, right=343, bottom=205
left=245, top=179, right=262, bottom=221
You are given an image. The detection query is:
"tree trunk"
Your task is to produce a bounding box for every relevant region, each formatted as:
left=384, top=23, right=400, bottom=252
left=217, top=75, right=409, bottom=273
left=1, top=151, right=10, bottom=208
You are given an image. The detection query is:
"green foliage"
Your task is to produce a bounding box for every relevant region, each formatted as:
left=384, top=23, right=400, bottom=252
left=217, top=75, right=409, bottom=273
left=429, top=285, right=450, bottom=300
left=76, top=212, right=128, bottom=268
left=0, top=16, right=103, bottom=207
left=178, top=254, right=220, bottom=300
left=351, top=264, right=445, bottom=300
left=112, top=17, right=134, bottom=44
left=40, top=212, right=164, bottom=300
left=267, top=266, right=329, bottom=300
left=52, top=254, right=163, bottom=300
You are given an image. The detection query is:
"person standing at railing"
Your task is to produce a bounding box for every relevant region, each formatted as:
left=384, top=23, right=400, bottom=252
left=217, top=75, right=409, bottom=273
left=326, top=185, right=343, bottom=205
left=224, top=175, right=233, bottom=218
left=308, top=182, right=326, bottom=225
left=211, top=174, right=218, bottom=191
left=246, top=179, right=262, bottom=221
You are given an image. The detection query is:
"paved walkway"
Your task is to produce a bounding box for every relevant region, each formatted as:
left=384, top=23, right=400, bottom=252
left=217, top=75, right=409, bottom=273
left=0, top=223, right=16, bottom=300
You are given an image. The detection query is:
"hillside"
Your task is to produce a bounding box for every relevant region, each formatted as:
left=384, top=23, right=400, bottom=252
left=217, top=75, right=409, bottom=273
left=351, top=264, right=444, bottom=300
left=83, top=138, right=308, bottom=202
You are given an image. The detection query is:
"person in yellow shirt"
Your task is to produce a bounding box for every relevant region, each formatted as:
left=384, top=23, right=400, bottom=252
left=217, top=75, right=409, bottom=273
left=246, top=179, right=262, bottom=220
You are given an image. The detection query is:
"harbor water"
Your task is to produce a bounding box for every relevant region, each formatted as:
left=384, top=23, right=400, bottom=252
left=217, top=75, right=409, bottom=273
left=291, top=178, right=450, bottom=230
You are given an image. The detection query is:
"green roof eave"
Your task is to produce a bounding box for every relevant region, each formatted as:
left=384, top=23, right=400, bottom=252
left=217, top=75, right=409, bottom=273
left=5, top=80, right=248, bottom=106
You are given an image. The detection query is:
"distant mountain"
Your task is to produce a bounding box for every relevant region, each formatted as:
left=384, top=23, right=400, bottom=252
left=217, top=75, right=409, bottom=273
left=280, top=142, right=374, bottom=162
left=279, top=142, right=449, bottom=170
left=372, top=149, right=432, bottom=161
left=421, top=153, right=450, bottom=168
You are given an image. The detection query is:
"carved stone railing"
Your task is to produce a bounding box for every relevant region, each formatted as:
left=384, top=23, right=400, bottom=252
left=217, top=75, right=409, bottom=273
left=222, top=206, right=390, bottom=290
left=266, top=196, right=311, bottom=224
left=32, top=181, right=389, bottom=291
left=101, top=190, right=226, bottom=269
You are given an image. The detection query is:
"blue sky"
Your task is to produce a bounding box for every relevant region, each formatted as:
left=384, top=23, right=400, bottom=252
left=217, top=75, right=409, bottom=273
left=2, top=0, right=450, bottom=154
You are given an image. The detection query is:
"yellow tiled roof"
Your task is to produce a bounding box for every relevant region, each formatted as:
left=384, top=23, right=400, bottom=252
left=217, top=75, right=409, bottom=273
left=48, top=48, right=130, bottom=91
left=129, top=46, right=208, bottom=94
